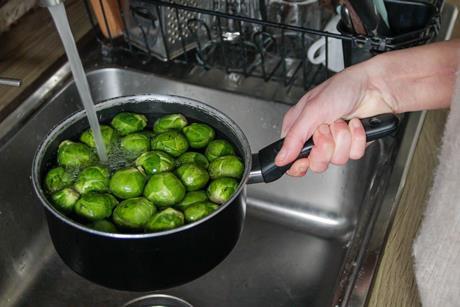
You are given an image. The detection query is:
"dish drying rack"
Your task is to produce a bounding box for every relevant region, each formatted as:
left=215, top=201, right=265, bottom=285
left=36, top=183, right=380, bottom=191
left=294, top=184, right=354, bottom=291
left=83, top=0, right=441, bottom=91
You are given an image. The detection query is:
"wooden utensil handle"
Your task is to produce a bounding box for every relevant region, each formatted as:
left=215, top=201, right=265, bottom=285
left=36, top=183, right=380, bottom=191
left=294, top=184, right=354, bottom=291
left=90, top=0, right=124, bottom=38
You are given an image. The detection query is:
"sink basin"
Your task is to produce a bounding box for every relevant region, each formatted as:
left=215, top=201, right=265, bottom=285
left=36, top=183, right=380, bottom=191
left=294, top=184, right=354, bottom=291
left=0, top=66, right=405, bottom=307
left=0, top=5, right=456, bottom=306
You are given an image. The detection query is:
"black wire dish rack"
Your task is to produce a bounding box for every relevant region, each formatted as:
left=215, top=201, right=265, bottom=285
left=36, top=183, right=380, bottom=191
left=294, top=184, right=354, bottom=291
left=83, top=0, right=442, bottom=91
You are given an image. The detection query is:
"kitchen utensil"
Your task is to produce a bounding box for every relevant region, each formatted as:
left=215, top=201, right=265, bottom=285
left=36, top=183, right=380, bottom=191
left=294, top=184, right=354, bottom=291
left=122, top=0, right=213, bottom=61
left=307, top=14, right=344, bottom=72
left=212, top=0, right=262, bottom=35
left=342, top=0, right=391, bottom=35
left=384, top=0, right=437, bottom=35
left=266, top=0, right=322, bottom=30
left=32, top=94, right=398, bottom=291
left=89, top=0, right=124, bottom=38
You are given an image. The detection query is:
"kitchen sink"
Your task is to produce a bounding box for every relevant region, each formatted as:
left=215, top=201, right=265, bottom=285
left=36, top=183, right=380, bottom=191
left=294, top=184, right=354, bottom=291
left=0, top=4, right=456, bottom=306
left=0, top=66, right=407, bottom=307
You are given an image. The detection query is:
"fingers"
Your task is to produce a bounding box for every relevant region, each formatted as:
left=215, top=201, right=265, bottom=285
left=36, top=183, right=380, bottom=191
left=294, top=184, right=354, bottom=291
left=277, top=83, right=330, bottom=163
left=330, top=119, right=352, bottom=165
left=276, top=105, right=322, bottom=166
left=281, top=104, right=303, bottom=138
left=308, top=124, right=335, bottom=173
left=285, top=123, right=335, bottom=176
left=349, top=118, right=366, bottom=160
left=286, top=158, right=309, bottom=177
left=285, top=119, right=368, bottom=176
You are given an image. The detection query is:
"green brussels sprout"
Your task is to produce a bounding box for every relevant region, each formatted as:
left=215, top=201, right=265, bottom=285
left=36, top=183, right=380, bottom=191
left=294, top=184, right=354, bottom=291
left=135, top=151, right=175, bottom=175
left=205, top=139, right=236, bottom=161
left=208, top=155, right=244, bottom=179
left=112, top=197, right=156, bottom=230
left=175, top=190, right=208, bottom=211
left=73, top=165, right=110, bottom=194
left=57, top=140, right=96, bottom=168
left=182, top=123, right=215, bottom=148
left=151, top=131, right=189, bottom=157
left=145, top=208, right=184, bottom=232
left=175, top=163, right=209, bottom=191
left=176, top=152, right=209, bottom=169
left=51, top=188, right=80, bottom=214
left=153, top=113, right=188, bottom=133
left=74, top=192, right=114, bottom=221
left=80, top=125, right=117, bottom=150
left=109, top=167, right=146, bottom=199
left=111, top=112, right=148, bottom=136
left=184, top=201, right=218, bottom=223
left=207, top=177, right=239, bottom=204
left=89, top=220, right=118, bottom=233
left=45, top=166, right=74, bottom=193
left=120, top=133, right=150, bottom=157
left=144, top=172, right=186, bottom=207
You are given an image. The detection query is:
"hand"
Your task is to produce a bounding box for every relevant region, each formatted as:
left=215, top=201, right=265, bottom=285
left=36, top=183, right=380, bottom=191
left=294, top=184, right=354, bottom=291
left=275, top=63, right=396, bottom=176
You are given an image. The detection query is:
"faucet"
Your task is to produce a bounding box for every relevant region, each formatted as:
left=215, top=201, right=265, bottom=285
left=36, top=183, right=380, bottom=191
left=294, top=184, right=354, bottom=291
left=39, top=0, right=65, bottom=7
left=0, top=77, right=21, bottom=87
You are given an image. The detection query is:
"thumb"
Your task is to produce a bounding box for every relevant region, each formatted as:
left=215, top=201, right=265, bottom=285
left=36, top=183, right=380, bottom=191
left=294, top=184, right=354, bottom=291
left=275, top=105, right=322, bottom=167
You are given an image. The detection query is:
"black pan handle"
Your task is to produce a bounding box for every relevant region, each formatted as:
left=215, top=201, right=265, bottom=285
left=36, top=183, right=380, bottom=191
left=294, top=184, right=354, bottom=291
left=249, top=114, right=399, bottom=184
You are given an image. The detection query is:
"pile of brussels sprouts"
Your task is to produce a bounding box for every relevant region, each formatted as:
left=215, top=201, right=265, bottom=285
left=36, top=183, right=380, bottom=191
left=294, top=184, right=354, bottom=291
left=43, top=112, right=244, bottom=233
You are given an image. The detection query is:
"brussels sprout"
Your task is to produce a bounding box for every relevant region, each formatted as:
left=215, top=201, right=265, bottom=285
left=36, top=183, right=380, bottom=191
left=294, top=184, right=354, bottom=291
left=208, top=155, right=244, bottom=179
left=151, top=131, right=189, bottom=157
left=73, top=165, right=110, bottom=194
left=153, top=114, right=188, bottom=133
left=51, top=188, right=80, bottom=214
left=89, top=220, right=118, bottom=233
left=177, top=152, right=209, bottom=169
left=175, top=190, right=208, bottom=211
left=135, top=151, right=175, bottom=175
left=184, top=201, right=218, bottom=223
left=80, top=125, right=117, bottom=150
left=74, top=192, right=114, bottom=221
left=120, top=133, right=150, bottom=157
left=207, top=177, right=239, bottom=204
left=144, top=172, right=186, bottom=207
left=57, top=140, right=96, bottom=168
left=205, top=139, right=236, bottom=161
left=145, top=208, right=185, bottom=232
left=112, top=197, right=156, bottom=230
left=182, top=123, right=215, bottom=148
left=175, top=163, right=209, bottom=191
left=111, top=112, right=148, bottom=136
left=45, top=166, right=74, bottom=193
left=109, top=167, right=146, bottom=199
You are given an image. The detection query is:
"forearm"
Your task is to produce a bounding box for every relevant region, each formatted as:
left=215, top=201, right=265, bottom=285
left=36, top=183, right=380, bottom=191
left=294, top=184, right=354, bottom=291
left=365, top=39, right=460, bottom=113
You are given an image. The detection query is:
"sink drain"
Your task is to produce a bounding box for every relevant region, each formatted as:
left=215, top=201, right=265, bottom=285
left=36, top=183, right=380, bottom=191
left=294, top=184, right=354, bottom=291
left=123, top=294, right=193, bottom=307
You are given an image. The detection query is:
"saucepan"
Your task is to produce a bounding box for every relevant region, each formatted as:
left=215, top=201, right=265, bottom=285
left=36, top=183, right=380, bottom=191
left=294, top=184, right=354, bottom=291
left=32, top=94, right=398, bottom=291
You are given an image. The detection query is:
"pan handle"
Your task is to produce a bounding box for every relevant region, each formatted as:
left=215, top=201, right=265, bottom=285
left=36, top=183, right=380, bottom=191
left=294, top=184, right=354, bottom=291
left=248, top=114, right=399, bottom=184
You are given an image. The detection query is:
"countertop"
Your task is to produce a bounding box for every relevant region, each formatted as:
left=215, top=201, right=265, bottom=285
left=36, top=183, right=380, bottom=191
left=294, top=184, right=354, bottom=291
left=0, top=1, right=458, bottom=306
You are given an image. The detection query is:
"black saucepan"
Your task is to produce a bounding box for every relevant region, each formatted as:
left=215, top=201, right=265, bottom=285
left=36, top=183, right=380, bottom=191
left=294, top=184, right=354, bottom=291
left=32, top=94, right=398, bottom=291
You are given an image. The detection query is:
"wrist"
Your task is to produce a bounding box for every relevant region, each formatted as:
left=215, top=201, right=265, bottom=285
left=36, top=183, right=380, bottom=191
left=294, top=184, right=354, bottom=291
left=362, top=53, right=401, bottom=114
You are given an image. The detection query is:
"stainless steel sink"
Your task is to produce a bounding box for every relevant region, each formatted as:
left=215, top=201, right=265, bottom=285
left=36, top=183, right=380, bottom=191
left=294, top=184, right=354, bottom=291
left=0, top=5, right=456, bottom=307
left=0, top=66, right=400, bottom=307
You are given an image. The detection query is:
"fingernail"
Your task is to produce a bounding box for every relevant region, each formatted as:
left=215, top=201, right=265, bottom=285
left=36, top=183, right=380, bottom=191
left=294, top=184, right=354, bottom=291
left=276, top=148, right=287, bottom=163
left=319, top=124, right=330, bottom=135
left=281, top=129, right=287, bottom=138
left=297, top=165, right=307, bottom=173
left=351, top=118, right=361, bottom=128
